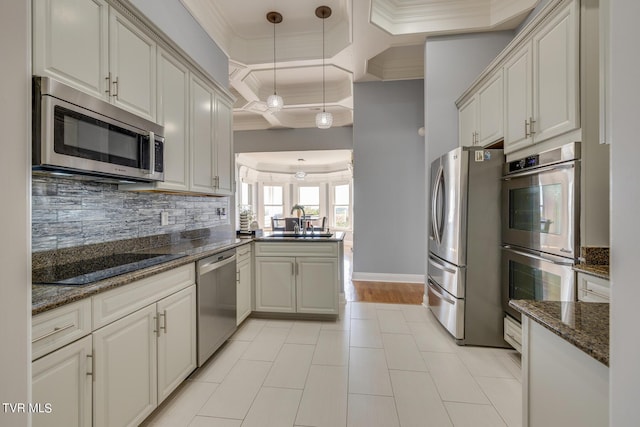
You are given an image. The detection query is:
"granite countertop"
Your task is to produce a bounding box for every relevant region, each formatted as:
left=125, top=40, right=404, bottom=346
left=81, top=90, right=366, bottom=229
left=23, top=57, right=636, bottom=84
left=32, top=237, right=252, bottom=315
left=509, top=300, right=609, bottom=366
left=255, top=231, right=345, bottom=242
left=573, top=263, right=610, bottom=280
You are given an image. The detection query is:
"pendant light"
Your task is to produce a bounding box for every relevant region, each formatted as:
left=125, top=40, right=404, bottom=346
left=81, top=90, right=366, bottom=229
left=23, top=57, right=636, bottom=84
left=315, top=6, right=333, bottom=129
left=266, top=11, right=284, bottom=112
left=294, top=158, right=307, bottom=180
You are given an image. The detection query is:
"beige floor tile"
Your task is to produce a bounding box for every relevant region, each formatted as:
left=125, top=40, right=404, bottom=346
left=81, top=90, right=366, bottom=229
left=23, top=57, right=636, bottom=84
left=495, top=354, right=522, bottom=383
left=408, top=322, right=457, bottom=353
left=264, top=319, right=295, bottom=329
left=350, top=318, right=383, bottom=348
left=382, top=333, right=427, bottom=371
left=475, top=377, right=522, bottom=427
left=444, top=402, right=508, bottom=427
left=350, top=302, right=377, bottom=319
left=241, top=326, right=289, bottom=362
left=241, top=387, right=303, bottom=427
left=390, top=370, right=453, bottom=427
left=188, top=416, right=242, bottom=427
left=264, top=343, right=315, bottom=389
left=296, top=365, right=348, bottom=427
left=198, top=360, right=271, bottom=420
left=141, top=380, right=218, bottom=427
left=456, top=346, right=518, bottom=379
left=321, top=311, right=351, bottom=331
left=377, top=309, right=411, bottom=334
left=230, top=319, right=266, bottom=341
left=401, top=305, right=430, bottom=323
left=286, top=321, right=322, bottom=345
left=347, top=394, right=400, bottom=427
left=313, top=329, right=350, bottom=366
left=421, top=352, right=489, bottom=404
left=348, top=347, right=393, bottom=396
left=190, top=340, right=250, bottom=383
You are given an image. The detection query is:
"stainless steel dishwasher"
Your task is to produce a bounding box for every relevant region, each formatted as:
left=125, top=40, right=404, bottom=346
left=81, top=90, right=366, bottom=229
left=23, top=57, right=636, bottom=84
left=196, top=249, right=237, bottom=366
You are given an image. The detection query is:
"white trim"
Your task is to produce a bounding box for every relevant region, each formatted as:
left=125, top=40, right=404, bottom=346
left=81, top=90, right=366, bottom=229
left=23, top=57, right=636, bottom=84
left=351, top=272, right=425, bottom=284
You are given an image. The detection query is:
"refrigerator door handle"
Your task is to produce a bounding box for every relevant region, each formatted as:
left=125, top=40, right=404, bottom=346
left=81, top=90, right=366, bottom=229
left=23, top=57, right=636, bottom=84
left=431, top=165, right=444, bottom=244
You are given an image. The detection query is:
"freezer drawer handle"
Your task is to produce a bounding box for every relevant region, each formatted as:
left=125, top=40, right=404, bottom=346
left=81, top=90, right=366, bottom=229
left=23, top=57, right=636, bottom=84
left=428, top=281, right=456, bottom=305
left=428, top=256, right=456, bottom=274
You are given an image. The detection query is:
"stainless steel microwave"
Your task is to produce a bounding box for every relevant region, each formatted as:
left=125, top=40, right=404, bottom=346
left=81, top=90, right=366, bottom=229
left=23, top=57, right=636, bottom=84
left=32, top=76, right=164, bottom=182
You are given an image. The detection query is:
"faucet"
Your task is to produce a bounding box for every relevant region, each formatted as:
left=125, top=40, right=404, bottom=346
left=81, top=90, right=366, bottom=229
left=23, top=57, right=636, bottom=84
left=291, top=204, right=305, bottom=234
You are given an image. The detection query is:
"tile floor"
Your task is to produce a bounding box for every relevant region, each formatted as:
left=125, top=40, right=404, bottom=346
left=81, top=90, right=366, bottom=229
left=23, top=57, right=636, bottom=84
left=142, top=302, right=522, bottom=427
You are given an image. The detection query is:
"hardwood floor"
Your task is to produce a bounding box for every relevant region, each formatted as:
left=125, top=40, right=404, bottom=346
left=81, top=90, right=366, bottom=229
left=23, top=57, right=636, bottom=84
left=347, top=280, right=424, bottom=304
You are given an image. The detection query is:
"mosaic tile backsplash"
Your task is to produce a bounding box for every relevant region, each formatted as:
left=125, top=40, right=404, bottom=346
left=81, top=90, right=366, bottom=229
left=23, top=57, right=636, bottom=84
left=32, top=176, right=230, bottom=252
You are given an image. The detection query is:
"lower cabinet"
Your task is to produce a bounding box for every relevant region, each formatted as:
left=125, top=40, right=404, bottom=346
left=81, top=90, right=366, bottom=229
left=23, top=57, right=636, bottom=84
left=32, top=335, right=93, bottom=427
left=93, top=285, right=196, bottom=427
left=236, top=245, right=253, bottom=324
left=255, top=252, right=339, bottom=315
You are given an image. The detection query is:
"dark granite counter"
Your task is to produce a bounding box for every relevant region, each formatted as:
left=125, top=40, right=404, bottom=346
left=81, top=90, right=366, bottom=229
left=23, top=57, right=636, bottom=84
left=509, top=300, right=609, bottom=366
left=573, top=263, right=610, bottom=280
left=255, top=231, right=345, bottom=242
left=32, top=236, right=252, bottom=315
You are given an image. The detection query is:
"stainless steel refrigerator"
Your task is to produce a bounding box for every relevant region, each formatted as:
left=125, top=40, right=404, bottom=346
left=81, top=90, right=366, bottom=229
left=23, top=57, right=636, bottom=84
left=427, top=146, right=506, bottom=347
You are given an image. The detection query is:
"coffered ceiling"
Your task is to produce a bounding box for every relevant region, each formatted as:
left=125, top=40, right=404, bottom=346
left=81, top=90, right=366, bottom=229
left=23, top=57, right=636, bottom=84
left=181, top=0, right=539, bottom=131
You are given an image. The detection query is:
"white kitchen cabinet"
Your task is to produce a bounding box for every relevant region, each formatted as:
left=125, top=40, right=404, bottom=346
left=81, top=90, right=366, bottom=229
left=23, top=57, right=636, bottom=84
left=254, top=242, right=341, bottom=315
left=190, top=75, right=216, bottom=194
left=458, top=70, right=504, bottom=147
left=157, top=285, right=197, bottom=402
left=504, top=0, right=579, bottom=154
left=214, top=95, right=234, bottom=195
left=93, top=303, right=158, bottom=427
left=236, top=245, right=253, bottom=324
left=32, top=335, right=93, bottom=427
left=108, top=8, right=156, bottom=121
left=577, top=272, right=610, bottom=303
left=33, top=0, right=110, bottom=99
left=255, top=257, right=297, bottom=313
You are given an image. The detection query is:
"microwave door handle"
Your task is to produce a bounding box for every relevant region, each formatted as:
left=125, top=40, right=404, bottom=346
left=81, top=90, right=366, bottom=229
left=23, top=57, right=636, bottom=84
left=147, top=131, right=155, bottom=176
left=501, top=163, right=576, bottom=180
left=502, top=246, right=574, bottom=266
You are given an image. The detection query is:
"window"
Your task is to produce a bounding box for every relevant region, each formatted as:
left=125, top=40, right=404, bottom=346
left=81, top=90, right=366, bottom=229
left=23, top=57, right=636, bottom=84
left=298, top=186, right=320, bottom=216
left=240, top=182, right=251, bottom=210
left=333, top=183, right=350, bottom=228
left=263, top=185, right=284, bottom=228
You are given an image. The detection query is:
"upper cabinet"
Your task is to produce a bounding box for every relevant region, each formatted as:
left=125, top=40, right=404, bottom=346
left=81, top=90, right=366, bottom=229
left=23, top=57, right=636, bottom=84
left=33, top=0, right=156, bottom=121
left=214, top=95, right=234, bottom=195
left=459, top=70, right=504, bottom=147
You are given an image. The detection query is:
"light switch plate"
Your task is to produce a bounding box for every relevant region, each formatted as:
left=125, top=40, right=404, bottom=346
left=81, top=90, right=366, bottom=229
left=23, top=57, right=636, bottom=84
left=161, top=211, right=169, bottom=226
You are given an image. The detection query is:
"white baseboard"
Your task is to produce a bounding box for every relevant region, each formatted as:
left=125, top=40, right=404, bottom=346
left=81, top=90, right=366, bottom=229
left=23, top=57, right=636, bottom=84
left=351, top=272, right=425, bottom=284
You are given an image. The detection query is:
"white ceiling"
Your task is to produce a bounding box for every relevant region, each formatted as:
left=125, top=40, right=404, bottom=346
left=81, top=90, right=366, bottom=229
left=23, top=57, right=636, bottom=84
left=181, top=0, right=540, bottom=131
left=237, top=150, right=353, bottom=173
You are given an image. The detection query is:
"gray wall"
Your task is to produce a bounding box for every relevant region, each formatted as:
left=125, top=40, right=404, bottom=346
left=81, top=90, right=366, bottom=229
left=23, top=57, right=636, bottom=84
left=0, top=1, right=30, bottom=424
left=127, top=0, right=229, bottom=88
left=234, top=127, right=353, bottom=153
left=424, top=31, right=514, bottom=164
left=352, top=80, right=425, bottom=278
left=32, top=176, right=229, bottom=252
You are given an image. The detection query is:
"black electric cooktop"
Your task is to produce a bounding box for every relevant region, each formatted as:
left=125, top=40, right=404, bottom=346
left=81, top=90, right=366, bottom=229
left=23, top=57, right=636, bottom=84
left=33, top=252, right=186, bottom=285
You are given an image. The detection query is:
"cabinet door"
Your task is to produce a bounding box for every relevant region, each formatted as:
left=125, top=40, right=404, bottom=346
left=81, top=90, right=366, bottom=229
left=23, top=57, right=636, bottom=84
left=109, top=8, right=156, bottom=121
left=458, top=97, right=477, bottom=147
left=157, top=286, right=197, bottom=403
left=32, top=335, right=92, bottom=427
left=157, top=48, right=190, bottom=191
left=296, top=257, right=339, bottom=314
left=237, top=258, right=252, bottom=325
left=93, top=304, right=157, bottom=427
left=190, top=75, right=215, bottom=194
left=215, top=94, right=234, bottom=195
left=33, top=0, right=109, bottom=99
left=255, top=257, right=296, bottom=313
left=477, top=70, right=504, bottom=147
left=532, top=0, right=579, bottom=144
left=504, top=43, right=533, bottom=154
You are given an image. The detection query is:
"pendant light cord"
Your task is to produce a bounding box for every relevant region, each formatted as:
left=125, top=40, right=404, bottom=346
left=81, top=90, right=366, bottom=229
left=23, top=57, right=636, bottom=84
left=322, top=15, right=326, bottom=113
left=273, top=20, right=277, bottom=96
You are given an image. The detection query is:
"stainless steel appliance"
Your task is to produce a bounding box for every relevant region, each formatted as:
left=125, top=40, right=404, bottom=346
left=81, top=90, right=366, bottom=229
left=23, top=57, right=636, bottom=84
left=501, top=142, right=580, bottom=321
left=196, top=249, right=237, bottom=366
left=32, top=76, right=165, bottom=182
left=428, top=146, right=506, bottom=347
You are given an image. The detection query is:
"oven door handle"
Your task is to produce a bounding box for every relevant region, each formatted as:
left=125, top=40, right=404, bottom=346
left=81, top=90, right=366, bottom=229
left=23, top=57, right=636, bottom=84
left=502, top=245, right=574, bottom=266
left=501, top=162, right=576, bottom=180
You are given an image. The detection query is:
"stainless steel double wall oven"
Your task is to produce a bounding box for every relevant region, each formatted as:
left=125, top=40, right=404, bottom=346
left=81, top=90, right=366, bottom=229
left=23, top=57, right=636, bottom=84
left=501, top=143, right=580, bottom=320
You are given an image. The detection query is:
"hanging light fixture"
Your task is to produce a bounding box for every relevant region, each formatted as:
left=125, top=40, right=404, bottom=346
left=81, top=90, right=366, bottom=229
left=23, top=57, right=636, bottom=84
left=315, top=6, right=333, bottom=129
left=266, top=11, right=284, bottom=112
left=294, top=158, right=307, bottom=180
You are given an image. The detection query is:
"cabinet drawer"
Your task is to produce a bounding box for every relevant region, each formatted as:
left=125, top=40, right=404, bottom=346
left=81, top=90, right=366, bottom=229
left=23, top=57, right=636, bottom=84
left=504, top=315, right=522, bottom=353
left=577, top=273, right=610, bottom=302
left=32, top=299, right=92, bottom=361
left=236, top=244, right=252, bottom=262
left=92, top=263, right=195, bottom=330
left=255, top=242, right=338, bottom=257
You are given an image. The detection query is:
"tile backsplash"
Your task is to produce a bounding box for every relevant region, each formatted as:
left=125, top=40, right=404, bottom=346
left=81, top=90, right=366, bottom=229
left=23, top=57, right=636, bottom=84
left=32, top=176, right=230, bottom=252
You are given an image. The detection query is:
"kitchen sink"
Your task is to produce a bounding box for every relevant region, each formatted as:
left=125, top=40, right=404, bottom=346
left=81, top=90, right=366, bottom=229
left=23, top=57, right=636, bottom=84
left=267, top=232, right=334, bottom=238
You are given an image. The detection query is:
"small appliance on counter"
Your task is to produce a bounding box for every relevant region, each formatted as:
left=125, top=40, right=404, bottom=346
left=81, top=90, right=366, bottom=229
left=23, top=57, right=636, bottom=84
left=427, top=146, right=506, bottom=347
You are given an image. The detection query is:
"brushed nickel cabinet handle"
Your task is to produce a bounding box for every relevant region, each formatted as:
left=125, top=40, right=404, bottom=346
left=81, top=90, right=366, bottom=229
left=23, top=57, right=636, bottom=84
left=86, top=353, right=94, bottom=380
left=105, top=73, right=112, bottom=96
left=32, top=323, right=75, bottom=343
left=529, top=117, right=536, bottom=135
left=112, top=77, right=119, bottom=98
left=160, top=310, right=167, bottom=334
left=524, top=119, right=530, bottom=138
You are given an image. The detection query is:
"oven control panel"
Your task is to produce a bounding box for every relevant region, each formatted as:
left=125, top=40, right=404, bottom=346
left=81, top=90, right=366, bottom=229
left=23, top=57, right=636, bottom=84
left=508, top=155, right=539, bottom=173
